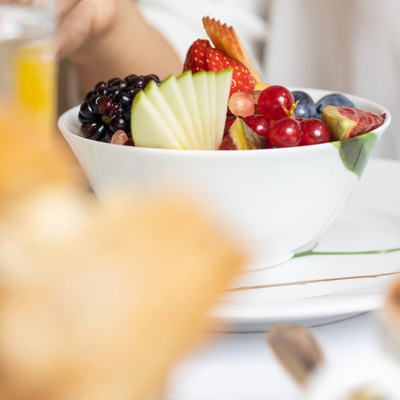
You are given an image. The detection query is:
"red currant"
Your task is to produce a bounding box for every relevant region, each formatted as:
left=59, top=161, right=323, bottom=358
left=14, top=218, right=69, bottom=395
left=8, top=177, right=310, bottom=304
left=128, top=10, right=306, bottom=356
left=269, top=118, right=302, bottom=147
left=258, top=85, right=294, bottom=121
left=300, top=118, right=331, bottom=145
left=244, top=115, right=271, bottom=138
left=228, top=92, right=254, bottom=117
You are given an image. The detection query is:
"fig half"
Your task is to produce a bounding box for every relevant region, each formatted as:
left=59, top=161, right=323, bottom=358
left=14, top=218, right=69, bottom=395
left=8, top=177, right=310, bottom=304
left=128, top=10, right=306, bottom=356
left=321, top=105, right=386, bottom=141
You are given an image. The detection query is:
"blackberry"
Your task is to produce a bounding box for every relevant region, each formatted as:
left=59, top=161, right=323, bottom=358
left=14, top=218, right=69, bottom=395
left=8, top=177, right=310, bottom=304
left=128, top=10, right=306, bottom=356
left=78, top=74, right=161, bottom=143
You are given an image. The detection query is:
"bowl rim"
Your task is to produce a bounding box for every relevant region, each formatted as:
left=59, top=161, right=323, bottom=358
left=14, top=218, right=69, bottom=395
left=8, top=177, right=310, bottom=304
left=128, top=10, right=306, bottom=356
left=58, top=86, right=391, bottom=157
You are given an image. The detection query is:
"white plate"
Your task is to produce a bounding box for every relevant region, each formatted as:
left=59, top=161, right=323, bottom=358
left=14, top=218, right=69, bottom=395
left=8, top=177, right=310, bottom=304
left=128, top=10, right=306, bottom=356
left=211, top=158, right=400, bottom=332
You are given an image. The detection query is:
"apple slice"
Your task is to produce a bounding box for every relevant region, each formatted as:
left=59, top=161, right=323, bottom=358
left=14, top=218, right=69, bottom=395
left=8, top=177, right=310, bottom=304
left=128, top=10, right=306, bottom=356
left=144, top=81, right=193, bottom=149
left=213, top=69, right=232, bottom=148
left=204, top=71, right=216, bottom=149
left=158, top=75, right=197, bottom=149
left=176, top=71, right=204, bottom=149
left=202, top=16, right=264, bottom=84
left=192, top=71, right=211, bottom=149
left=130, top=90, right=183, bottom=149
left=131, top=70, right=232, bottom=150
left=181, top=69, right=231, bottom=149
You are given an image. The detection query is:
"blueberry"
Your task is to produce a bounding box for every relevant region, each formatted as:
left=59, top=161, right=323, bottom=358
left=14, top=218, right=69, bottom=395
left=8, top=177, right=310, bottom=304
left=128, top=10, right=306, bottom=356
left=315, top=93, right=355, bottom=119
left=292, top=91, right=317, bottom=119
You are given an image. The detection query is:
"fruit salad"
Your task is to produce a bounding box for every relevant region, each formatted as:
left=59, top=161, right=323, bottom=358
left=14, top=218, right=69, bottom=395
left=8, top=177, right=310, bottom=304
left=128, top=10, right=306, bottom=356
left=78, top=17, right=386, bottom=150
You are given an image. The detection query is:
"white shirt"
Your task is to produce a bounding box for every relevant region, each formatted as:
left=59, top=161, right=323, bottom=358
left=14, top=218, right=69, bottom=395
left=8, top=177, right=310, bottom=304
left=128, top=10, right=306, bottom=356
left=137, top=0, right=400, bottom=159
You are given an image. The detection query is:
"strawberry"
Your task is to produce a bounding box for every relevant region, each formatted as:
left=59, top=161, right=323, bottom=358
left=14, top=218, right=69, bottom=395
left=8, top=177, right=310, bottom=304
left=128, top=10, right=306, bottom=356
left=183, top=39, right=256, bottom=96
left=206, top=48, right=255, bottom=96
left=183, top=39, right=211, bottom=73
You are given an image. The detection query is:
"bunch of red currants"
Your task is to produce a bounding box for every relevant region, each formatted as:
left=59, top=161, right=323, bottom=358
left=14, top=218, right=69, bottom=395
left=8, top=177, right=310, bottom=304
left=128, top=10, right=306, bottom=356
left=227, top=85, right=331, bottom=148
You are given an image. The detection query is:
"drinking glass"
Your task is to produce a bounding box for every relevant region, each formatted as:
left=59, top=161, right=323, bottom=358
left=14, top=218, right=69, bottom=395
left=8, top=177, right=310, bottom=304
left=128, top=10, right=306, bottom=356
left=0, top=0, right=56, bottom=146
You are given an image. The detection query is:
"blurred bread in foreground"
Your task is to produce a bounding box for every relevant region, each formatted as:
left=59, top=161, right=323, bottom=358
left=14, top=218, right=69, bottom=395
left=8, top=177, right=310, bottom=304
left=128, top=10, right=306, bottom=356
left=0, top=105, right=245, bottom=399
left=0, top=187, right=244, bottom=400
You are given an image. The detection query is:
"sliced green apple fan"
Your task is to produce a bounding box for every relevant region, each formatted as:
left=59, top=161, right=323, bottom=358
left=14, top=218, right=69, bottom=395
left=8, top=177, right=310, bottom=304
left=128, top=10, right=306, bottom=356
left=130, top=69, right=233, bottom=150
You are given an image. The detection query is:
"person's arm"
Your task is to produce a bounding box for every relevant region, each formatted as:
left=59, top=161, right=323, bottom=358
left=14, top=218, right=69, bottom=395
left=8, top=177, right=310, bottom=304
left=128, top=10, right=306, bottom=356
left=58, top=0, right=182, bottom=96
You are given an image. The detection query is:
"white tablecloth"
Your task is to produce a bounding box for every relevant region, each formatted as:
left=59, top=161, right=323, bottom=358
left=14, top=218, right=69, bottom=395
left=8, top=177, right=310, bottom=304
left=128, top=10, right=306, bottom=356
left=164, top=312, right=385, bottom=399
left=162, top=158, right=400, bottom=399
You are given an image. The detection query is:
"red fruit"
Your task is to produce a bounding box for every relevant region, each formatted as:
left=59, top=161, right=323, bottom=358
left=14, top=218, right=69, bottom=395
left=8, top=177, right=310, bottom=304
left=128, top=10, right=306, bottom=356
left=321, top=105, right=386, bottom=141
left=123, top=138, right=135, bottom=146
left=244, top=115, right=271, bottom=138
left=300, top=118, right=331, bottom=145
left=219, top=117, right=267, bottom=150
left=206, top=48, right=255, bottom=95
left=258, top=85, right=294, bottom=121
left=269, top=118, right=301, bottom=147
left=183, top=39, right=211, bottom=73
left=228, top=92, right=254, bottom=117
left=97, top=95, right=114, bottom=116
left=223, top=115, right=237, bottom=136
left=183, top=39, right=256, bottom=96
left=219, top=133, right=236, bottom=150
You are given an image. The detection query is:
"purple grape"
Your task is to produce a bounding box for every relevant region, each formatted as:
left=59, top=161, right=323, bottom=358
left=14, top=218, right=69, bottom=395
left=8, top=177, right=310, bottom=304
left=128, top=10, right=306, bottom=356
left=81, top=121, right=102, bottom=138
left=95, top=81, right=107, bottom=90
left=124, top=74, right=145, bottom=88
left=84, top=90, right=97, bottom=102
left=79, top=101, right=97, bottom=119
left=89, top=94, right=100, bottom=113
left=291, top=91, right=317, bottom=119
left=109, top=116, right=127, bottom=133
left=315, top=93, right=355, bottom=119
left=107, top=77, right=127, bottom=89
left=117, top=92, right=132, bottom=107
left=143, top=74, right=161, bottom=86
left=97, top=95, right=114, bottom=116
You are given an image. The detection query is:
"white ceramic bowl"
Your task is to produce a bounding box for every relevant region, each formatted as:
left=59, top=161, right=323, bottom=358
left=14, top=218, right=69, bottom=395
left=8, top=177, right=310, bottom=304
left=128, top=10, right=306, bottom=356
left=58, top=88, right=391, bottom=270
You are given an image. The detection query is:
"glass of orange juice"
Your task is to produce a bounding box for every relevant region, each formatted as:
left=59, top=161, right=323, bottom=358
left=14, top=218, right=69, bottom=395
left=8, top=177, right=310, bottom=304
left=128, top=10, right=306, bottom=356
left=0, top=0, right=55, bottom=146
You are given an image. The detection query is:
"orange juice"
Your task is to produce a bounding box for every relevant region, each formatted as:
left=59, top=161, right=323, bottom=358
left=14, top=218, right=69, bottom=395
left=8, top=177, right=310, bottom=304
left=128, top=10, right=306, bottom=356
left=0, top=5, right=82, bottom=202
left=0, top=4, right=55, bottom=146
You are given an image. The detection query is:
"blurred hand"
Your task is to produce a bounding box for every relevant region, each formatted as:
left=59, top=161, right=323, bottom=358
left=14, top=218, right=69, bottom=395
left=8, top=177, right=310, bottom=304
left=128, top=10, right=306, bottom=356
left=56, top=0, right=119, bottom=58
left=2, top=0, right=181, bottom=87
left=0, top=0, right=119, bottom=58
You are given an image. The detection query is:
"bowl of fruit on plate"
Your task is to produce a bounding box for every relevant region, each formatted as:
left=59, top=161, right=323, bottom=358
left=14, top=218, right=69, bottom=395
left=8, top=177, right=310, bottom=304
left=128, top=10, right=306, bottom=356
left=58, top=17, right=391, bottom=270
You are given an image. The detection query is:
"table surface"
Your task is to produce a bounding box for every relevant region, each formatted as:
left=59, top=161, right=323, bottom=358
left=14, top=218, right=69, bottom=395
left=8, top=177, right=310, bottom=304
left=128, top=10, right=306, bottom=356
left=163, top=312, right=385, bottom=400
left=162, top=158, right=400, bottom=399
